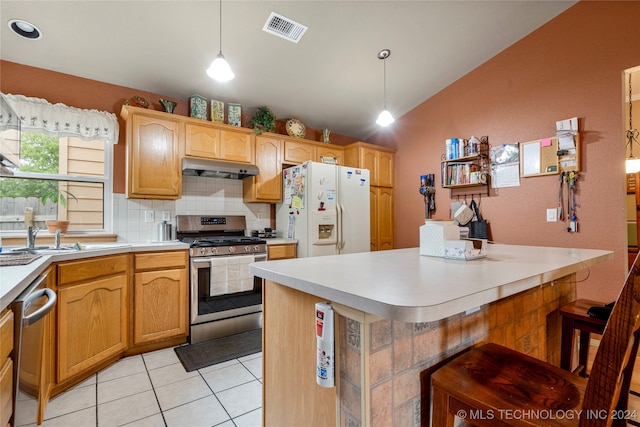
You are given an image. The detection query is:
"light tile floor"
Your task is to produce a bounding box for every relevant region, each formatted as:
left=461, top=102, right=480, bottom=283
left=37, top=347, right=262, bottom=427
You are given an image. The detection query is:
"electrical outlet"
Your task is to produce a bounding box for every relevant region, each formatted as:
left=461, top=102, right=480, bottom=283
left=546, top=208, right=557, bottom=222
left=144, top=210, right=154, bottom=223
left=162, top=211, right=171, bottom=221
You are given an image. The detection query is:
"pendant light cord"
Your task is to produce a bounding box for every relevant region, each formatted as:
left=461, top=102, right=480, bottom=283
left=383, top=58, right=388, bottom=109
left=219, top=0, right=223, bottom=53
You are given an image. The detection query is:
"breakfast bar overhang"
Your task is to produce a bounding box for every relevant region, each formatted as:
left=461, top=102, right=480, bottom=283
left=250, top=244, right=614, bottom=426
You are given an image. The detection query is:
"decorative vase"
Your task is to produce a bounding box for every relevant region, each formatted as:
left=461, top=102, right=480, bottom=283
left=322, top=128, right=331, bottom=144
left=160, top=99, right=177, bottom=113
left=45, top=220, right=70, bottom=234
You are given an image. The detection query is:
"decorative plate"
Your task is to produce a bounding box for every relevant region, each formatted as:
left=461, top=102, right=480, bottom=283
left=286, top=119, right=306, bottom=138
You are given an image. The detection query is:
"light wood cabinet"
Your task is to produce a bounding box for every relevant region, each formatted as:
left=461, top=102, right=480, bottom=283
left=56, top=255, right=128, bottom=382
left=0, top=308, right=13, bottom=427
left=184, top=122, right=254, bottom=164
left=283, top=140, right=315, bottom=164
left=243, top=135, right=283, bottom=202
left=344, top=142, right=394, bottom=187
left=185, top=123, right=221, bottom=159
left=372, top=187, right=395, bottom=251
left=267, top=242, right=297, bottom=260
left=316, top=145, right=344, bottom=165
left=344, top=142, right=396, bottom=250
left=122, top=106, right=183, bottom=200
left=132, top=251, right=188, bottom=346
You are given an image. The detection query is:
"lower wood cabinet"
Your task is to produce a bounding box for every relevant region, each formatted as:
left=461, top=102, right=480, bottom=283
left=371, top=187, right=395, bottom=251
left=267, top=242, right=297, bottom=260
left=56, top=255, right=129, bottom=382
left=0, top=307, right=14, bottom=427
left=132, top=251, right=188, bottom=346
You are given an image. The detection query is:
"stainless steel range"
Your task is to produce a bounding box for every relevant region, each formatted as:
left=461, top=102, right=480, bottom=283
left=176, top=215, right=266, bottom=344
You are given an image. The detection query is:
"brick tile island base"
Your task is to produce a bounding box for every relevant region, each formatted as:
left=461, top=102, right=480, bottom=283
left=253, top=246, right=613, bottom=426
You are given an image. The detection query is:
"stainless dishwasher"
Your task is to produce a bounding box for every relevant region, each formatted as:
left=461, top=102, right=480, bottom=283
left=12, top=273, right=56, bottom=426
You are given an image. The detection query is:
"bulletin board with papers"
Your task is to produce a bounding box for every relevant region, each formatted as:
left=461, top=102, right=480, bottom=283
left=520, top=117, right=580, bottom=177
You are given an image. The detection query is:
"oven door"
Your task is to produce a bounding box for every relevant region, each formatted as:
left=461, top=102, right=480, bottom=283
left=190, top=254, right=265, bottom=326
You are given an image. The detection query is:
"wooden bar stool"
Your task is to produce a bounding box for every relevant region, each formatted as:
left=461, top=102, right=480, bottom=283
left=430, top=255, right=640, bottom=427
left=559, top=299, right=608, bottom=377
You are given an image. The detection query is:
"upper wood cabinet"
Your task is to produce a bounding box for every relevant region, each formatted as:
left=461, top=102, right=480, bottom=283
left=344, top=142, right=395, bottom=187
left=244, top=135, right=283, bottom=202
left=316, top=145, right=344, bottom=166
left=185, top=122, right=254, bottom=163
left=121, top=106, right=183, bottom=200
left=283, top=140, right=315, bottom=164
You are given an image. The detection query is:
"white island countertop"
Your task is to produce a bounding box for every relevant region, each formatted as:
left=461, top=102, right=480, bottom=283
left=249, top=244, right=614, bottom=323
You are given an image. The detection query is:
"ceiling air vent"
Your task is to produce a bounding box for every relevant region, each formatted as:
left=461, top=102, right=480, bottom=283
left=263, top=12, right=308, bottom=43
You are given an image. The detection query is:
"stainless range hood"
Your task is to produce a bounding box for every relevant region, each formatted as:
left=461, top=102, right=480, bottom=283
left=182, top=157, right=259, bottom=180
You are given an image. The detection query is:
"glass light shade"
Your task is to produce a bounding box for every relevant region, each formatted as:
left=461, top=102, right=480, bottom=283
left=206, top=52, right=235, bottom=82
left=626, top=157, right=640, bottom=174
left=376, top=109, right=395, bottom=126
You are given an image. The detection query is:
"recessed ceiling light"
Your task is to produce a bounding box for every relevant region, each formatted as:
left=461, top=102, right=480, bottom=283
left=8, top=19, right=42, bottom=40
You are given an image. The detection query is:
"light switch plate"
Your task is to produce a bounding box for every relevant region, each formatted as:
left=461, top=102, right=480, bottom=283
left=546, top=208, right=557, bottom=222
left=162, top=211, right=171, bottom=221
left=144, top=210, right=154, bottom=223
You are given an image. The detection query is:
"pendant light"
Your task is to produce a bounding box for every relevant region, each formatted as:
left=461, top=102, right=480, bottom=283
left=376, top=49, right=395, bottom=127
left=207, top=0, right=235, bottom=82
left=626, top=71, right=640, bottom=173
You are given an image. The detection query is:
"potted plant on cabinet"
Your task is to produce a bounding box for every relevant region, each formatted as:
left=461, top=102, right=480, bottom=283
left=248, top=106, right=276, bottom=134
left=41, top=188, right=77, bottom=234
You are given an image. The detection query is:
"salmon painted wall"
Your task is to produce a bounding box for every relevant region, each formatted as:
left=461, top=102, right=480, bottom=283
left=0, top=60, right=359, bottom=194
left=368, top=1, right=640, bottom=302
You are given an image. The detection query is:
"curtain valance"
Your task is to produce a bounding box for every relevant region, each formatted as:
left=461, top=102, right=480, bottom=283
left=0, top=93, right=119, bottom=143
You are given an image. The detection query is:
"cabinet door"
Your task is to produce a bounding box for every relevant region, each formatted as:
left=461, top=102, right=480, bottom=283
left=377, top=151, right=394, bottom=187
left=244, top=136, right=282, bottom=202
left=284, top=140, right=315, bottom=164
left=369, top=187, right=378, bottom=252
left=57, top=274, right=128, bottom=382
left=267, top=243, right=297, bottom=260
left=185, top=123, right=221, bottom=159
left=316, top=146, right=344, bottom=166
left=128, top=114, right=182, bottom=199
left=133, top=268, right=187, bottom=344
left=376, top=187, right=395, bottom=251
left=220, top=130, right=254, bottom=163
left=360, top=148, right=378, bottom=186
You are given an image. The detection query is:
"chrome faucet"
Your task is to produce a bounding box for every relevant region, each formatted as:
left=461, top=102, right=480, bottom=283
left=54, top=229, right=62, bottom=249
left=27, top=226, right=40, bottom=249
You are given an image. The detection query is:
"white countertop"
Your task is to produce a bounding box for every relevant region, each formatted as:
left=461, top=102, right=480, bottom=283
left=265, top=238, right=297, bottom=245
left=249, top=244, right=614, bottom=323
left=0, top=241, right=189, bottom=311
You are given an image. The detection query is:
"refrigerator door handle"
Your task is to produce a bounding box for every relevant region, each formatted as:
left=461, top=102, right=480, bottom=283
left=337, top=203, right=344, bottom=252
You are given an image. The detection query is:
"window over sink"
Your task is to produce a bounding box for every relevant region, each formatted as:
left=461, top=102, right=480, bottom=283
left=0, top=93, right=118, bottom=234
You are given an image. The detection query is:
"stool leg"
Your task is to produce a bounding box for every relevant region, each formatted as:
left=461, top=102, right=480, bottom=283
left=560, top=317, right=575, bottom=372
left=431, top=386, right=456, bottom=427
left=578, top=331, right=591, bottom=377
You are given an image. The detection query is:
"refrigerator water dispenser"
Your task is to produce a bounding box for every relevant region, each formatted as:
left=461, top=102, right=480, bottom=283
left=312, top=211, right=337, bottom=245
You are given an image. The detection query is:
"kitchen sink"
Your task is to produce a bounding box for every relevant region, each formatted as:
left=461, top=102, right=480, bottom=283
left=9, top=243, right=131, bottom=254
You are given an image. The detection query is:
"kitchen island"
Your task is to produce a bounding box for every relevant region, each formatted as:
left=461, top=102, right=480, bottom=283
left=249, top=244, right=613, bottom=427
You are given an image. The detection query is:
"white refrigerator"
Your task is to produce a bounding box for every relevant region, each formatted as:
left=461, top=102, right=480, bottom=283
left=276, top=161, right=370, bottom=257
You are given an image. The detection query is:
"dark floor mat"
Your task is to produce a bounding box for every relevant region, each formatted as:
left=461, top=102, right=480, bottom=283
left=175, top=329, right=262, bottom=372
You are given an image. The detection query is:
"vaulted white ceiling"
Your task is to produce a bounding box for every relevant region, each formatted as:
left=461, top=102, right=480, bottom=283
left=0, top=1, right=577, bottom=140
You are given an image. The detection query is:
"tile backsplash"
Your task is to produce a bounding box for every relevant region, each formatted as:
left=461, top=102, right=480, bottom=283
left=113, top=176, right=271, bottom=242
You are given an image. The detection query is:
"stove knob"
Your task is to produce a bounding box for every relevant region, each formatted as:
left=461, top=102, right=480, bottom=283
left=253, top=245, right=260, bottom=252
left=228, top=246, right=236, bottom=254
left=211, top=247, right=218, bottom=255
left=200, top=248, right=206, bottom=255
left=244, top=246, right=251, bottom=252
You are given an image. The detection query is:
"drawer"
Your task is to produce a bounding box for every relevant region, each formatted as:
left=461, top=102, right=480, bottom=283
left=0, top=308, right=13, bottom=361
left=58, top=254, right=129, bottom=286
left=134, top=251, right=188, bottom=271
left=1, top=357, right=13, bottom=427
left=267, top=244, right=297, bottom=260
